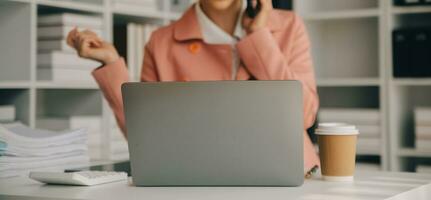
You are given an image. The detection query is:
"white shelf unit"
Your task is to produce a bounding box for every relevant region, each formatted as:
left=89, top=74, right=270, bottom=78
left=294, top=0, right=387, bottom=170
left=386, top=2, right=431, bottom=172
left=2, top=0, right=431, bottom=171
left=295, top=0, right=431, bottom=172
left=0, top=0, right=189, bottom=161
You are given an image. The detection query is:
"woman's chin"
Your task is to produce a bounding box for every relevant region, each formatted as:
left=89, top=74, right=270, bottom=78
left=202, top=0, right=239, bottom=11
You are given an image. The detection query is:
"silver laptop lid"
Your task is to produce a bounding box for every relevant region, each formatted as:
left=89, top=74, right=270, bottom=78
left=122, top=81, right=304, bottom=186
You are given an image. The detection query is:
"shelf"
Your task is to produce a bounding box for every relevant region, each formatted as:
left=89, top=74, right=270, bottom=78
left=392, top=5, right=431, bottom=15
left=302, top=9, right=379, bottom=20
left=36, top=81, right=98, bottom=89
left=0, top=81, right=31, bottom=89
left=392, top=78, right=431, bottom=86
left=317, top=78, right=381, bottom=87
left=36, top=0, right=104, bottom=13
left=398, top=148, right=431, bottom=157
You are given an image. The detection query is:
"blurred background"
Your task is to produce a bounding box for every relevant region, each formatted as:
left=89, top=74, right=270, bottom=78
left=1, top=0, right=431, bottom=177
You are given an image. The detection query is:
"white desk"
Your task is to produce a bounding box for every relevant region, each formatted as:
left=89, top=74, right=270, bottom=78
left=1, top=169, right=431, bottom=200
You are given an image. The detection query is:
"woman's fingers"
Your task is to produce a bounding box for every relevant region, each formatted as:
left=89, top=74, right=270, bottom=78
left=76, top=34, right=100, bottom=48
left=68, top=30, right=102, bottom=59
left=66, top=27, right=78, bottom=47
left=73, top=32, right=99, bottom=57
left=81, top=29, right=102, bottom=45
left=77, top=37, right=101, bottom=58
left=65, top=28, right=120, bottom=64
left=76, top=31, right=102, bottom=47
left=67, top=28, right=102, bottom=50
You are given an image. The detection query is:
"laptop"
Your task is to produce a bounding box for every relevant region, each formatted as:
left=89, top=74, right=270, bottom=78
left=122, top=81, right=304, bottom=186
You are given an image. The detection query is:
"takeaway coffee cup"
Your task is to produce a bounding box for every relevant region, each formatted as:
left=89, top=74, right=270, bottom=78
left=315, top=123, right=359, bottom=182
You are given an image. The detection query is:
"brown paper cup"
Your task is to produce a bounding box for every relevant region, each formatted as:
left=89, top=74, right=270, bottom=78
left=316, top=123, right=359, bottom=182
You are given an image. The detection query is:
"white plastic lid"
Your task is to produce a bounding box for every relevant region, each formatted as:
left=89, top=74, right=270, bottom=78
left=315, top=123, right=359, bottom=135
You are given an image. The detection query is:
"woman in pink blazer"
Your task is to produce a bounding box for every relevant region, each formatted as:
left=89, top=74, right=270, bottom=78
left=67, top=0, right=320, bottom=174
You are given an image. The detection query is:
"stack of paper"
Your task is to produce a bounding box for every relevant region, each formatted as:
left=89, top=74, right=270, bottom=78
left=37, top=13, right=103, bottom=82
left=319, top=108, right=381, bottom=154
left=36, top=116, right=103, bottom=160
left=112, top=0, right=162, bottom=13
left=0, top=122, right=89, bottom=178
left=0, top=105, right=15, bottom=123
left=416, top=165, right=431, bottom=173
left=414, top=107, right=431, bottom=150
left=126, top=23, right=160, bottom=81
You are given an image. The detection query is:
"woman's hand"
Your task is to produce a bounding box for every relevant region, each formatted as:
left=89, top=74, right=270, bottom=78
left=242, top=0, right=273, bottom=34
left=67, top=28, right=120, bottom=64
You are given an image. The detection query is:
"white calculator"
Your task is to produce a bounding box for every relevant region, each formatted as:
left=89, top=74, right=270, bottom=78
left=29, top=171, right=128, bottom=186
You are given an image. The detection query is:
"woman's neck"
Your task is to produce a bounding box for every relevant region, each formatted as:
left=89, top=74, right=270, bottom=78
left=200, top=1, right=243, bottom=36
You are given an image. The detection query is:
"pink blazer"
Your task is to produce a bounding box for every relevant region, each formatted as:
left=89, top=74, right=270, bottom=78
left=93, top=6, right=320, bottom=171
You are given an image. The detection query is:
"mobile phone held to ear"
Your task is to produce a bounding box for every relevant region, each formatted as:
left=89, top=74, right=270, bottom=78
left=246, top=0, right=261, bottom=18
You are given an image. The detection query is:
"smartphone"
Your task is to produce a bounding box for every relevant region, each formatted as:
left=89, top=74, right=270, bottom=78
left=246, top=0, right=261, bottom=18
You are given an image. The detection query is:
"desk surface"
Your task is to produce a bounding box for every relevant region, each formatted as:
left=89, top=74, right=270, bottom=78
left=1, top=170, right=431, bottom=200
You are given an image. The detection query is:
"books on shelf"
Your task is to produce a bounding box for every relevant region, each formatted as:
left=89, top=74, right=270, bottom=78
left=415, top=107, right=431, bottom=126
left=37, top=68, right=95, bottom=82
left=38, top=26, right=103, bottom=40
left=38, top=40, right=74, bottom=52
left=319, top=108, right=380, bottom=125
left=319, top=108, right=381, bottom=154
left=38, top=13, right=103, bottom=28
left=38, top=51, right=100, bottom=69
left=416, top=165, right=431, bottom=173
left=416, top=126, right=431, bottom=140
left=126, top=23, right=160, bottom=81
left=0, top=122, right=89, bottom=178
left=0, top=105, right=15, bottom=123
left=37, top=13, right=104, bottom=82
left=414, top=107, right=431, bottom=150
